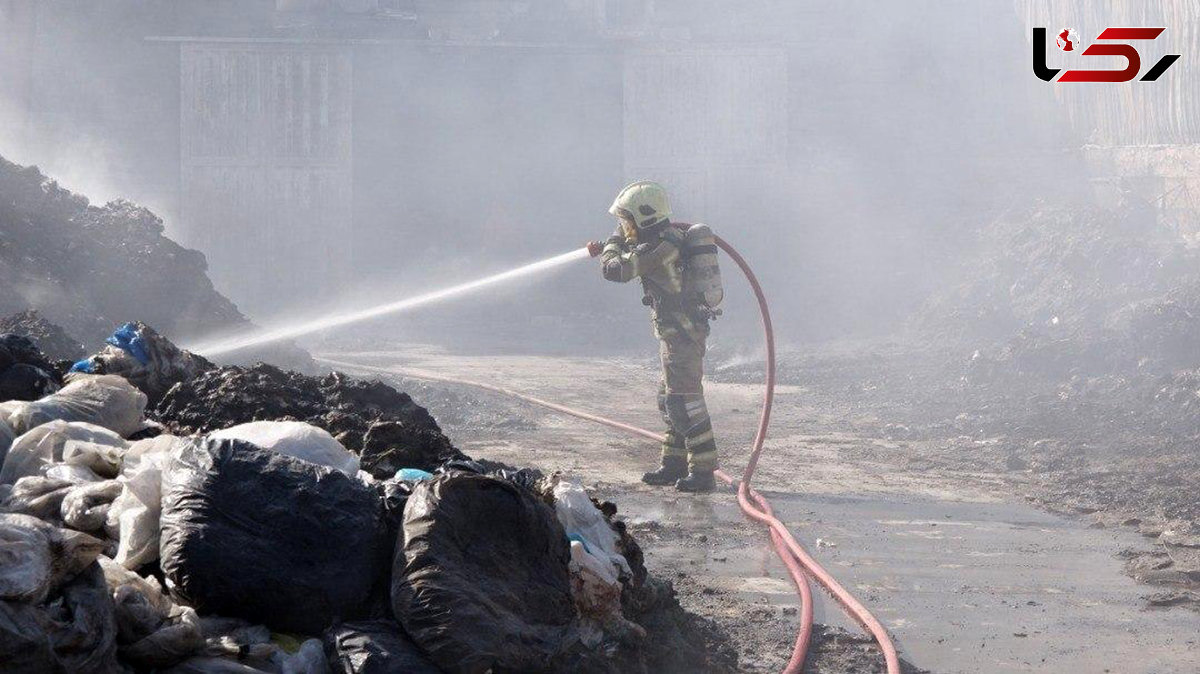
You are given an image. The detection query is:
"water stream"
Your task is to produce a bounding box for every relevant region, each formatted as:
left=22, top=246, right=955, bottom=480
left=188, top=247, right=591, bottom=357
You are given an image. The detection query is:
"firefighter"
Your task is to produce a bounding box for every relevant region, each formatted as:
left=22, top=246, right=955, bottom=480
left=591, top=181, right=720, bottom=493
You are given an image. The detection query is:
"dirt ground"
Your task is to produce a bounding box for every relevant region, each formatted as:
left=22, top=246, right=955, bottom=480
left=711, top=339, right=1200, bottom=613
left=320, top=344, right=1200, bottom=674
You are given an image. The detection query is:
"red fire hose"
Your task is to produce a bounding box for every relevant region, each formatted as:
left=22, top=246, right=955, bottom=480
left=321, top=234, right=901, bottom=673
left=710, top=235, right=900, bottom=674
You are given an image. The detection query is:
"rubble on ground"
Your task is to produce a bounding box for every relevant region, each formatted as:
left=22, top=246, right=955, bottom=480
left=153, top=362, right=465, bottom=478
left=898, top=202, right=1200, bottom=522
left=0, top=328, right=738, bottom=673
left=714, top=200, right=1200, bottom=613
left=395, top=376, right=540, bottom=432
left=915, top=201, right=1200, bottom=377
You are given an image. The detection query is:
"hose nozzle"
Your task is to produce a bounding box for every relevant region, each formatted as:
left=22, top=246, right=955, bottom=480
left=586, top=240, right=603, bottom=258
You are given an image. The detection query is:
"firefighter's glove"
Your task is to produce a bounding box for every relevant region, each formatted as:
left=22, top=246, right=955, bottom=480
left=602, top=259, right=625, bottom=282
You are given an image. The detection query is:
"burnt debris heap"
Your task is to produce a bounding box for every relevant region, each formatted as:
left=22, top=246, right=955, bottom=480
left=0, top=322, right=737, bottom=674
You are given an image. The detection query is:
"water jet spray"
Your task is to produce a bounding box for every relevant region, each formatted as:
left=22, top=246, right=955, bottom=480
left=187, top=247, right=591, bottom=357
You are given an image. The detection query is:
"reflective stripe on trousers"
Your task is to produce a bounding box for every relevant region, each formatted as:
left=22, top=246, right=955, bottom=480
left=657, top=330, right=717, bottom=471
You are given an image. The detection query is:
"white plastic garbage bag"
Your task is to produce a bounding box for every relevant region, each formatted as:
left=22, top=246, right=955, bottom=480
left=0, top=420, right=129, bottom=485
left=276, top=639, right=329, bottom=674
left=61, top=480, right=122, bottom=532
left=45, top=462, right=105, bottom=484
left=552, top=478, right=631, bottom=577
left=208, top=421, right=360, bottom=475
left=106, top=435, right=193, bottom=569
left=0, top=560, right=118, bottom=671
left=4, top=476, right=74, bottom=520
left=99, top=557, right=205, bottom=668
left=568, top=539, right=624, bottom=622
left=191, top=618, right=277, bottom=669
left=0, top=419, right=14, bottom=466
left=551, top=478, right=640, bottom=635
left=0, top=513, right=105, bottom=604
left=62, top=436, right=125, bottom=478
left=0, top=374, right=147, bottom=438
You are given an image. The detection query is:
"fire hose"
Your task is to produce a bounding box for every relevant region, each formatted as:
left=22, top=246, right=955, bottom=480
left=319, top=233, right=901, bottom=673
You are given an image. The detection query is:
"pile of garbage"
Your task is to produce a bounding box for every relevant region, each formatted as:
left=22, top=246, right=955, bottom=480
left=0, top=158, right=314, bottom=372
left=71, top=322, right=214, bottom=406
left=0, top=326, right=736, bottom=673
left=896, top=199, right=1200, bottom=442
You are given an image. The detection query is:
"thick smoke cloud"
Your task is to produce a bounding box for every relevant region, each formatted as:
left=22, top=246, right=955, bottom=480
left=0, top=1, right=1086, bottom=352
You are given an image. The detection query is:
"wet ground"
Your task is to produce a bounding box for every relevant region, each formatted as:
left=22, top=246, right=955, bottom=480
left=319, top=347, right=1200, bottom=673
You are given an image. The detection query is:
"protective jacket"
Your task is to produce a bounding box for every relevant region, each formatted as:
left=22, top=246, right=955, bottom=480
left=600, top=225, right=710, bottom=344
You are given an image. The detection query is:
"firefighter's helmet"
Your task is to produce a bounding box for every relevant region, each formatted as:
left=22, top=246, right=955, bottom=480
left=610, top=181, right=672, bottom=234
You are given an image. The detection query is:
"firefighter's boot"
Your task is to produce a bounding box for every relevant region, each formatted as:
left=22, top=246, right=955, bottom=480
left=675, top=469, right=716, bottom=493
left=642, top=455, right=688, bottom=486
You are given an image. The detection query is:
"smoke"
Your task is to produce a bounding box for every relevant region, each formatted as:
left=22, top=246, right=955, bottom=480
left=0, top=1, right=1089, bottom=353
left=0, top=115, right=122, bottom=205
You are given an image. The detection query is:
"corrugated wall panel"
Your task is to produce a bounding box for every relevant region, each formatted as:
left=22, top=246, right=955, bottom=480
left=1017, top=1, right=1200, bottom=237
left=180, top=43, right=352, bottom=317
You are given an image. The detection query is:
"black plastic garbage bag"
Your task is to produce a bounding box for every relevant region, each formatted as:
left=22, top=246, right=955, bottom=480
left=436, top=458, right=547, bottom=495
left=0, top=363, right=60, bottom=401
left=377, top=479, right=415, bottom=536
left=0, top=333, right=57, bottom=376
left=160, top=438, right=390, bottom=634
left=391, top=473, right=578, bottom=674
left=0, top=561, right=118, bottom=673
left=325, top=620, right=443, bottom=674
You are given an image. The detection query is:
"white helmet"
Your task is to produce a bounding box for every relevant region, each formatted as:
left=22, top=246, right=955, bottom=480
left=609, top=181, right=672, bottom=233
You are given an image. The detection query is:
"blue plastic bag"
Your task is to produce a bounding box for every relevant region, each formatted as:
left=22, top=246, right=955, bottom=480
left=105, top=323, right=151, bottom=365
left=394, top=468, right=434, bottom=482
left=566, top=532, right=593, bottom=554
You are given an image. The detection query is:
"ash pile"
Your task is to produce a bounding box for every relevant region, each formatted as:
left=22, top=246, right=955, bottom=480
left=0, top=322, right=735, bottom=674
left=0, top=156, right=310, bottom=371
left=908, top=200, right=1200, bottom=441
left=912, top=199, right=1200, bottom=377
